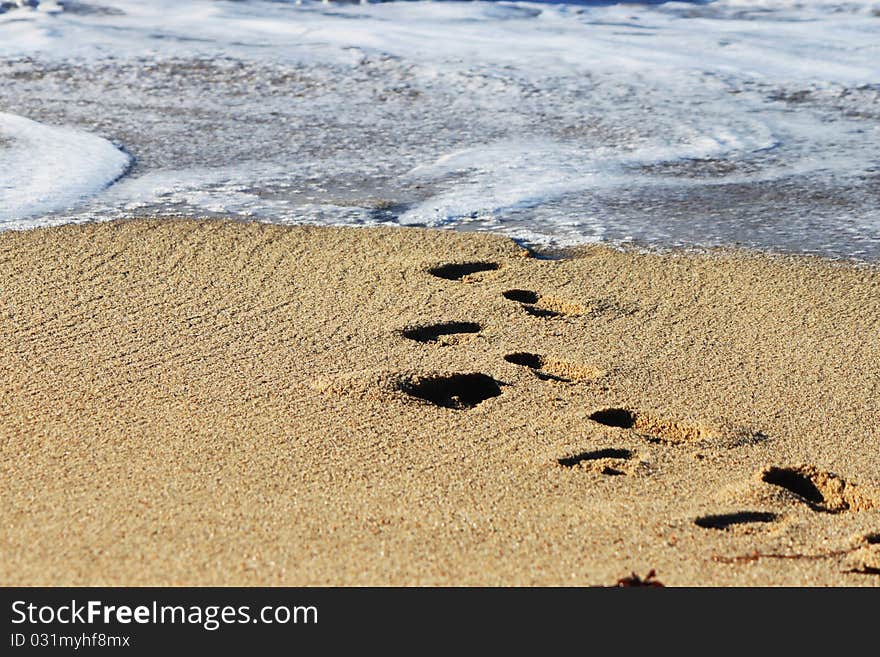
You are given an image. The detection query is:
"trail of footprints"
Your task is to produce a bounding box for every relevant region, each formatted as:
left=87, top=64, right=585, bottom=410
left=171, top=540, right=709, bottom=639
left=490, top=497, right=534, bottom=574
left=395, top=260, right=604, bottom=409
left=396, top=260, right=880, bottom=575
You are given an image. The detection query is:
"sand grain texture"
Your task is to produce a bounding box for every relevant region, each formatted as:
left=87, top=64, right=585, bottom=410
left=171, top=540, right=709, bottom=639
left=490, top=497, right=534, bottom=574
left=2, top=219, right=880, bottom=585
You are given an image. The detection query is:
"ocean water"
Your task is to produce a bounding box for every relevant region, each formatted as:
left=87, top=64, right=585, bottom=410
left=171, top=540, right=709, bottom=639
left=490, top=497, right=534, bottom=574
left=1, top=0, right=878, bottom=258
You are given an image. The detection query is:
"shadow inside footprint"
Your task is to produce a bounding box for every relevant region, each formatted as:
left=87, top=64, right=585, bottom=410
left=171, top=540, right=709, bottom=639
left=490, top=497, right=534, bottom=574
left=762, top=467, right=824, bottom=506
left=760, top=465, right=877, bottom=513
left=429, top=262, right=499, bottom=280
left=503, top=289, right=539, bottom=304
left=589, top=408, right=636, bottom=429
left=847, top=565, right=880, bottom=576
left=398, top=373, right=502, bottom=410
left=694, top=511, right=778, bottom=530
left=558, top=448, right=633, bottom=468
left=402, top=321, right=481, bottom=344
left=504, top=352, right=544, bottom=369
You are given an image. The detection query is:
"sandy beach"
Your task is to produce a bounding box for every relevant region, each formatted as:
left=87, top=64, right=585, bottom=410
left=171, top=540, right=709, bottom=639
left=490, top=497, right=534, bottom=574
left=1, top=218, right=879, bottom=586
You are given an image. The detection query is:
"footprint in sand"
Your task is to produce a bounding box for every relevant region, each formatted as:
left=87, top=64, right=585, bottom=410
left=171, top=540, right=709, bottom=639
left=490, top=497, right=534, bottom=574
left=504, top=352, right=605, bottom=383
left=695, top=466, right=879, bottom=547
left=589, top=407, right=712, bottom=445
left=396, top=372, right=503, bottom=410
left=402, top=321, right=482, bottom=345
left=501, top=287, right=640, bottom=319
left=556, top=447, right=642, bottom=476
left=428, top=261, right=499, bottom=281
left=502, top=288, right=588, bottom=318
left=760, top=465, right=879, bottom=513
left=586, top=407, right=766, bottom=448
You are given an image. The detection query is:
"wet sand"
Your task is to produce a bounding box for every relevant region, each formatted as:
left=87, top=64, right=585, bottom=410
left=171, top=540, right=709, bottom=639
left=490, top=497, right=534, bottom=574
left=1, top=218, right=879, bottom=586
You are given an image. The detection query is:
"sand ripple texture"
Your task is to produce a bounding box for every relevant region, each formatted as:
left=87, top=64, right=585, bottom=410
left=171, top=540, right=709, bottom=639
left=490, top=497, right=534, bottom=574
left=1, top=219, right=879, bottom=585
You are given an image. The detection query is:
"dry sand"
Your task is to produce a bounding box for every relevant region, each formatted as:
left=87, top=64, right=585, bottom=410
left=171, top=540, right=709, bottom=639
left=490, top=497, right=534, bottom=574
left=1, top=218, right=879, bottom=586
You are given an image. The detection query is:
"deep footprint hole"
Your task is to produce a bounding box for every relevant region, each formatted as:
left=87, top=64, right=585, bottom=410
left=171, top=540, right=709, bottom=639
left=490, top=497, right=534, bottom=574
left=558, top=448, right=633, bottom=468
left=429, top=262, right=499, bottom=280
left=761, top=467, right=825, bottom=505
left=402, top=321, right=482, bottom=343
left=589, top=408, right=636, bottom=429
left=502, top=289, right=539, bottom=304
left=504, top=352, right=543, bottom=369
left=399, top=373, right=502, bottom=410
left=694, top=511, right=778, bottom=530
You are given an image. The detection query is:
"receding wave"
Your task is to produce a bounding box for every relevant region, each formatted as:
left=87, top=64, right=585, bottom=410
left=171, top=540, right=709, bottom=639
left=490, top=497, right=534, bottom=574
left=0, top=112, right=131, bottom=226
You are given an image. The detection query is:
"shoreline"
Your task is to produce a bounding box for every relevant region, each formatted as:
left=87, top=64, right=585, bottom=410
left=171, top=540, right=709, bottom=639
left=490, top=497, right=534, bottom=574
left=8, top=214, right=880, bottom=270
left=2, top=217, right=879, bottom=586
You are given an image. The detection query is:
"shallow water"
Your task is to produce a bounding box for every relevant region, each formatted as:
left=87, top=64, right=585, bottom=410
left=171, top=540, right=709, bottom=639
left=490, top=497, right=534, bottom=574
left=1, top=0, right=879, bottom=258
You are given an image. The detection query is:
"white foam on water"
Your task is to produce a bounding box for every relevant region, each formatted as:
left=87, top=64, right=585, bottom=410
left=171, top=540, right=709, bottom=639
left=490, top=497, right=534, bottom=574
left=399, top=140, right=601, bottom=226
left=398, top=121, right=781, bottom=226
left=3, top=1, right=877, bottom=81
left=1, top=1, right=879, bottom=257
left=0, top=112, right=130, bottom=226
